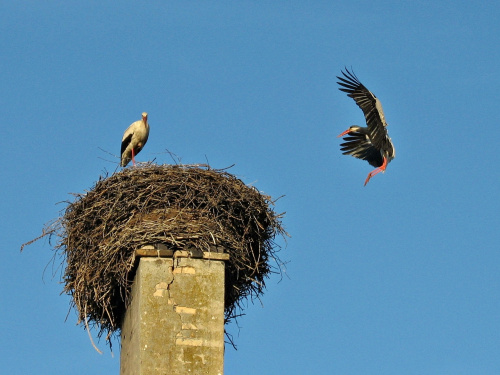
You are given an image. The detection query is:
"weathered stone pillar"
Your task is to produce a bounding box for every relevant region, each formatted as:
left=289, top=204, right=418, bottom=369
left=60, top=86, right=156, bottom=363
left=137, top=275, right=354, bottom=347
left=120, top=249, right=229, bottom=375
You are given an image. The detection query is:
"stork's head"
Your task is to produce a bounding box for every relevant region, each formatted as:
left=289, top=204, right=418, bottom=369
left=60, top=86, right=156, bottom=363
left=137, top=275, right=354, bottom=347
left=142, top=112, right=148, bottom=122
left=337, top=125, right=364, bottom=138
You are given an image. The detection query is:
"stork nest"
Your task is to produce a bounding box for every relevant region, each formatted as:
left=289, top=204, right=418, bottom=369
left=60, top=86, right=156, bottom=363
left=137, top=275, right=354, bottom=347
left=23, top=163, right=286, bottom=343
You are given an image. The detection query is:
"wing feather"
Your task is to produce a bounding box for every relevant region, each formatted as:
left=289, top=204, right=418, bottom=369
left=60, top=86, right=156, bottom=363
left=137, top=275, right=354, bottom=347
left=340, top=132, right=384, bottom=167
left=337, top=68, right=389, bottom=150
left=121, top=133, right=133, bottom=155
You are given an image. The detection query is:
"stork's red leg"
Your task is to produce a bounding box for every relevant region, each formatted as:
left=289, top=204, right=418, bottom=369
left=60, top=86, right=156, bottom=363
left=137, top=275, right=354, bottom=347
left=337, top=129, right=352, bottom=138
left=131, top=148, right=136, bottom=166
left=364, top=156, right=388, bottom=186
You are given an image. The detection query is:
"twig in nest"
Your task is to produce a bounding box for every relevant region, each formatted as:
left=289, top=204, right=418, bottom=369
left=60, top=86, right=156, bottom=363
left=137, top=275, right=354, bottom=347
left=84, top=304, right=103, bottom=354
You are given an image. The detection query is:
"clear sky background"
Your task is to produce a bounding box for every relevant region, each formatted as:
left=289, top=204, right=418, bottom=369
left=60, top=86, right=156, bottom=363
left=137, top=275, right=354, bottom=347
left=2, top=1, right=500, bottom=374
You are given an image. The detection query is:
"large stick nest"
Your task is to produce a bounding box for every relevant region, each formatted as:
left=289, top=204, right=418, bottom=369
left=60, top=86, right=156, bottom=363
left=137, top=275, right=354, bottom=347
left=24, top=164, right=286, bottom=343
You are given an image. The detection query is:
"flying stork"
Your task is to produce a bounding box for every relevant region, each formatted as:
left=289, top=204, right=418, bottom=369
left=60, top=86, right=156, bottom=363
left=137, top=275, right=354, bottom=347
left=337, top=68, right=395, bottom=186
left=120, top=112, right=150, bottom=167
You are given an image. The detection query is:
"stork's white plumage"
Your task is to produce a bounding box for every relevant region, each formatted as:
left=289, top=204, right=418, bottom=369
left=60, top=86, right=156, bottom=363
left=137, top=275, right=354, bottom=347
left=120, top=112, right=150, bottom=167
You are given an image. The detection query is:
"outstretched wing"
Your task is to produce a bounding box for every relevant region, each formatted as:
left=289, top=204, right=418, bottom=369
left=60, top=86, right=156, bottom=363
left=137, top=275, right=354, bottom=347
left=337, top=68, right=389, bottom=150
left=340, top=131, right=384, bottom=168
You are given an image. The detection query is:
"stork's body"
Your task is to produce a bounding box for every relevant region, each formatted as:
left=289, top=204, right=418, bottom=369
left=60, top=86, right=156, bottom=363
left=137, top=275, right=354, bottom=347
left=120, top=112, right=150, bottom=167
left=337, top=68, right=395, bottom=185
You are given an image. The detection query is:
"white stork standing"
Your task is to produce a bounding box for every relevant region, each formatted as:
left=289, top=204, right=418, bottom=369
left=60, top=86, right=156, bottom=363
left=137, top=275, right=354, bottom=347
left=337, top=68, right=395, bottom=186
left=120, top=112, right=150, bottom=167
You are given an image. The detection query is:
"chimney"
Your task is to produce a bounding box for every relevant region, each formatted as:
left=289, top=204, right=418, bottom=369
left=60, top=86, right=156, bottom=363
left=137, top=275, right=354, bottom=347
left=120, top=250, right=229, bottom=374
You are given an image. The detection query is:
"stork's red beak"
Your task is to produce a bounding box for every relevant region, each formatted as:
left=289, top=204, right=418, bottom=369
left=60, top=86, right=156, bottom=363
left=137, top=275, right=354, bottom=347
left=337, top=129, right=351, bottom=138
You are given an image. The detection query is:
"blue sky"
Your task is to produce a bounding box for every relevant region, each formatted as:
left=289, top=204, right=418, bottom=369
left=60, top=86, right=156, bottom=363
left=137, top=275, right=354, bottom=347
left=2, top=1, right=500, bottom=374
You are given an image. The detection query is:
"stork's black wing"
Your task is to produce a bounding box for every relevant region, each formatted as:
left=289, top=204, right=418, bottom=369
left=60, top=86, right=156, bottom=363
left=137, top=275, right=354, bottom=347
left=340, top=131, right=384, bottom=168
left=337, top=68, right=389, bottom=150
left=121, top=133, right=133, bottom=155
